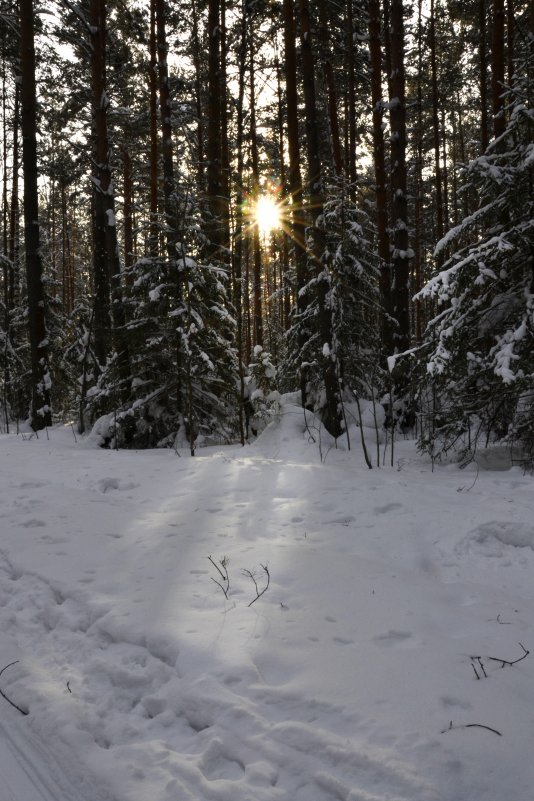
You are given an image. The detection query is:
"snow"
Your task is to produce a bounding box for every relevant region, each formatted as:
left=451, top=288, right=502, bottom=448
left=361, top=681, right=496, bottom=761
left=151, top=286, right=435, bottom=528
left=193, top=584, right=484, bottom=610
left=0, top=407, right=534, bottom=800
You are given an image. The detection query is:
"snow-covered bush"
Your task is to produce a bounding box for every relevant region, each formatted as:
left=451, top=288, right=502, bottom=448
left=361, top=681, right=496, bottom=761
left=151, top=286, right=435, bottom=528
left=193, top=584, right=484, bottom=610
left=414, top=60, right=534, bottom=465
left=246, top=346, right=281, bottom=436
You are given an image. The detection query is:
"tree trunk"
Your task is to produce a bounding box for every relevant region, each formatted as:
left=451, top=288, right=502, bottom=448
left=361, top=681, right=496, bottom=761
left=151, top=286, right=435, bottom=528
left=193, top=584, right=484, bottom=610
left=19, top=0, right=52, bottom=428
left=90, top=0, right=112, bottom=366
left=155, top=0, right=177, bottom=263
left=346, top=0, right=357, bottom=195
left=299, top=0, right=342, bottom=436
left=492, top=0, right=506, bottom=138
left=149, top=0, right=159, bottom=256
left=249, top=31, right=263, bottom=347
left=206, top=0, right=224, bottom=256
left=368, top=0, right=392, bottom=353
left=318, top=0, right=343, bottom=176
left=220, top=0, right=231, bottom=253
left=507, top=0, right=514, bottom=85
left=8, top=82, right=19, bottom=309
left=480, top=0, right=489, bottom=150
left=191, top=0, right=204, bottom=190
left=388, top=0, right=410, bottom=354
left=121, top=146, right=134, bottom=280
left=430, top=0, right=444, bottom=244
left=283, top=0, right=308, bottom=405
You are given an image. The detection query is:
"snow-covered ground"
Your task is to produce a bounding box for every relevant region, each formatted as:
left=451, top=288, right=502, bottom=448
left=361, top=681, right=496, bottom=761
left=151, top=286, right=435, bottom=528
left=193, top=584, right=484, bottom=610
left=0, top=404, right=533, bottom=801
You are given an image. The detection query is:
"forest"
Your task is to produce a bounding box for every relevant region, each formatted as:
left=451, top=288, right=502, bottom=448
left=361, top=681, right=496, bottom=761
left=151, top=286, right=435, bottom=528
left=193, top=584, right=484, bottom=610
left=0, top=0, right=533, bottom=463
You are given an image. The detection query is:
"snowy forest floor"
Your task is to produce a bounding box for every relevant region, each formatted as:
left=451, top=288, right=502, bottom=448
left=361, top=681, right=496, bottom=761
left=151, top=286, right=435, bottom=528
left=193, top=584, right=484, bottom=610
left=0, top=405, right=533, bottom=801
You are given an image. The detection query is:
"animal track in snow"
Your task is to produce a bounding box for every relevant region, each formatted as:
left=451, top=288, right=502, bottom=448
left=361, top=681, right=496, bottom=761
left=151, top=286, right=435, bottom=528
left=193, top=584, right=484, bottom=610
left=373, top=503, right=404, bottom=515
left=373, top=630, right=413, bottom=647
left=94, top=477, right=140, bottom=494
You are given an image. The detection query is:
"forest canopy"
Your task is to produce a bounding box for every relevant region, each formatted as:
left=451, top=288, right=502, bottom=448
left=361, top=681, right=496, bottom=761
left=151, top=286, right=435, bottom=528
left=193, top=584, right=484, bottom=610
left=0, top=0, right=533, bottom=463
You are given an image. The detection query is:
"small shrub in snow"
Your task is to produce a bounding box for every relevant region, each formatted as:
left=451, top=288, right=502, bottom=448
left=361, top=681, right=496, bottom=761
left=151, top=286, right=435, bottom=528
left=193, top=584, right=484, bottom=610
left=246, top=347, right=281, bottom=437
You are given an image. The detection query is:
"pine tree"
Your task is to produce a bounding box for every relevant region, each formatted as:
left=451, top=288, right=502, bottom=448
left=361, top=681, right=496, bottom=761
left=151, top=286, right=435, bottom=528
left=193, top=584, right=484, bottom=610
left=415, top=11, right=534, bottom=464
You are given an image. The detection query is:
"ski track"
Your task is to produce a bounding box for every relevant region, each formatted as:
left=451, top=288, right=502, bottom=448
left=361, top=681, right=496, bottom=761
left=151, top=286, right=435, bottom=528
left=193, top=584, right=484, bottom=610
left=0, top=419, right=533, bottom=800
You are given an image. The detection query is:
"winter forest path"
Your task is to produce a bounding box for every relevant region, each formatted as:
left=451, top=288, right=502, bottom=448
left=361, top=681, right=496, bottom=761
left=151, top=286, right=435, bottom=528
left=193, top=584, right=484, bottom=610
left=0, top=419, right=533, bottom=800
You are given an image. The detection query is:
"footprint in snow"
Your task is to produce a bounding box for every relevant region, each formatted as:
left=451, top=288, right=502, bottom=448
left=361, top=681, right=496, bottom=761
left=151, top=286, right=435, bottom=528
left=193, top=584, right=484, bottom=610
left=21, top=518, right=46, bottom=528
left=333, top=636, right=354, bottom=646
left=373, top=630, right=413, bottom=646
left=373, top=502, right=403, bottom=515
left=95, top=477, right=139, bottom=493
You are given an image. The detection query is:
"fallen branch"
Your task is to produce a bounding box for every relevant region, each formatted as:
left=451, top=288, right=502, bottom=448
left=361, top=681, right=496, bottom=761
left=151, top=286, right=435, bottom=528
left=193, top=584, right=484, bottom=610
left=0, top=661, right=29, bottom=716
left=442, top=720, right=502, bottom=736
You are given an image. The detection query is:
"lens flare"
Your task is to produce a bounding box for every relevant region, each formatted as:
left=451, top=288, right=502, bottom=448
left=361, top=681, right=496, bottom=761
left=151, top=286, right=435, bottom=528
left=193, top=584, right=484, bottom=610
left=254, top=195, right=282, bottom=235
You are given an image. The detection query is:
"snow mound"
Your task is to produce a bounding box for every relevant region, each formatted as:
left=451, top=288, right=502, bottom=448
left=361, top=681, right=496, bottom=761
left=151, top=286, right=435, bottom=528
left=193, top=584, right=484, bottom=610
left=472, top=521, right=534, bottom=549
left=474, top=445, right=526, bottom=471
left=252, top=400, right=336, bottom=460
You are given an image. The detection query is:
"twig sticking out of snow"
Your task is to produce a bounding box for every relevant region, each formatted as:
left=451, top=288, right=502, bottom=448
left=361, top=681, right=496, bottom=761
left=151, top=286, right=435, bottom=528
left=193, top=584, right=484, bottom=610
left=469, top=643, right=529, bottom=679
left=442, top=721, right=502, bottom=736
left=0, top=661, right=29, bottom=716
left=243, top=564, right=270, bottom=606
left=208, top=555, right=230, bottom=599
left=487, top=642, right=529, bottom=668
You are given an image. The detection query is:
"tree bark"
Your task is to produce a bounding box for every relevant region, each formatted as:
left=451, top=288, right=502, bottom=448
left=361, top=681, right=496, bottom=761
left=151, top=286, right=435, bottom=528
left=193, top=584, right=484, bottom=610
left=149, top=0, right=159, bottom=256
left=388, top=0, right=410, bottom=354
left=368, top=0, right=392, bottom=352
left=206, top=0, right=224, bottom=256
left=430, top=0, right=444, bottom=245
left=318, top=0, right=343, bottom=176
left=283, top=0, right=308, bottom=405
left=90, top=0, right=112, bottom=366
left=299, top=0, right=342, bottom=436
left=19, top=0, right=52, bottom=428
left=249, top=31, right=263, bottom=347
left=346, top=0, right=357, bottom=194
left=480, top=0, right=489, bottom=150
left=155, top=0, right=177, bottom=264
left=492, top=0, right=506, bottom=138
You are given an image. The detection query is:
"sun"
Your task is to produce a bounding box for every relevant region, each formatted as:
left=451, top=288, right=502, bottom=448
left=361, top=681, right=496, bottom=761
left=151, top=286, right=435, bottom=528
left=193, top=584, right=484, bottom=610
left=254, top=195, right=282, bottom=236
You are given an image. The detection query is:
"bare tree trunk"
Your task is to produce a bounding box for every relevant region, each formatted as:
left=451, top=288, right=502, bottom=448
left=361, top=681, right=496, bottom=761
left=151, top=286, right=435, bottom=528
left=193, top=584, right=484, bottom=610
left=283, top=0, right=309, bottom=406
left=299, top=0, right=342, bottom=436
left=318, top=0, right=343, bottom=176
left=121, top=146, right=134, bottom=281
left=191, top=0, right=204, bottom=190
left=480, top=0, right=489, bottom=150
left=249, top=32, right=263, bottom=347
left=233, top=6, right=248, bottom=442
left=345, top=0, right=357, bottom=195
left=206, top=0, right=224, bottom=256
left=155, top=0, right=177, bottom=263
left=19, top=0, right=52, bottom=428
left=492, top=0, right=506, bottom=138
left=388, top=0, right=410, bottom=354
left=413, top=0, right=424, bottom=343
left=8, top=84, right=19, bottom=311
left=90, top=0, right=112, bottom=366
left=430, top=0, right=444, bottom=245
left=276, top=57, right=291, bottom=330
left=507, top=0, right=514, bottom=85
left=220, top=0, right=231, bottom=253
left=149, top=0, right=159, bottom=256
left=368, top=0, right=392, bottom=353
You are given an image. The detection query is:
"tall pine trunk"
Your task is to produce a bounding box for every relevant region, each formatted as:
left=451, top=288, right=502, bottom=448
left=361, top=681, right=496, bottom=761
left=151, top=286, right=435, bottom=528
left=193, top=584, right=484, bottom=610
left=19, top=0, right=52, bottom=428
left=299, top=0, right=342, bottom=436
left=492, top=0, right=506, bottom=138
left=368, top=0, right=392, bottom=353
left=283, top=0, right=308, bottom=406
left=388, top=0, right=410, bottom=354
